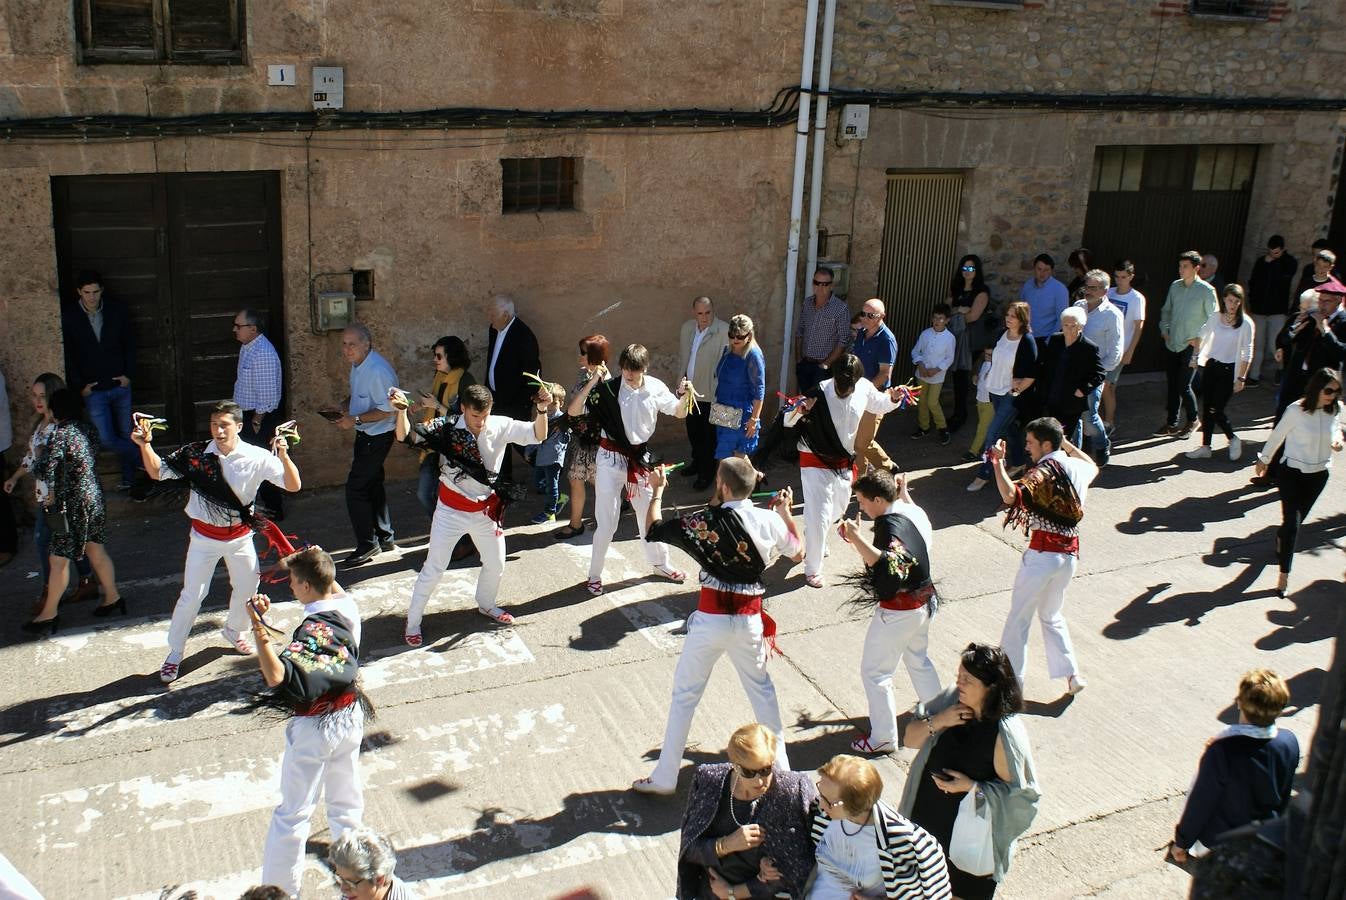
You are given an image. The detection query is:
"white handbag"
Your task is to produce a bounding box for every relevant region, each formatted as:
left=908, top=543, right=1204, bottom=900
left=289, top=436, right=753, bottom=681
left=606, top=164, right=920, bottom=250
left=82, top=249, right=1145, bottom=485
left=948, top=788, right=996, bottom=876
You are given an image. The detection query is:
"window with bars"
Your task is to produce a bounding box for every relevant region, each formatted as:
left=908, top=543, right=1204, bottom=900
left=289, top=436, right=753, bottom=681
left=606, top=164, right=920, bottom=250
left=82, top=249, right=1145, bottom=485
left=76, top=0, right=246, bottom=64
left=501, top=157, right=578, bottom=214
left=1189, top=0, right=1273, bottom=19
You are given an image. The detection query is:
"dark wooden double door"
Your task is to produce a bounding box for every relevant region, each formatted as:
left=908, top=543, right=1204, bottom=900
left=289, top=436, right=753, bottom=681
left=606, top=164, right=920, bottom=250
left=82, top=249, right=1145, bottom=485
left=52, top=171, right=284, bottom=443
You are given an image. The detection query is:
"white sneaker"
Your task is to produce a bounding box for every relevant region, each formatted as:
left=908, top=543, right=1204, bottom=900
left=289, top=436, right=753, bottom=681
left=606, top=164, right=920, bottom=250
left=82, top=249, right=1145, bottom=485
left=1229, top=436, right=1242, bottom=461
left=1185, top=446, right=1212, bottom=460
left=1067, top=674, right=1087, bottom=695
left=966, top=478, right=987, bottom=492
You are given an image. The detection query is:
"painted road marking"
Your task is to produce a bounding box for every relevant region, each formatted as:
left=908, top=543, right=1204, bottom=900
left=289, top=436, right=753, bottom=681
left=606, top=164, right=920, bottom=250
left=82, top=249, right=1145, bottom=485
left=558, top=542, right=688, bottom=651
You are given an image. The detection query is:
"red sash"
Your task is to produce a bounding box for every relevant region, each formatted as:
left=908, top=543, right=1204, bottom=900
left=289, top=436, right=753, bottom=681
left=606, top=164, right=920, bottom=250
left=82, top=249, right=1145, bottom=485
left=191, top=518, right=251, bottom=541
left=438, top=482, right=502, bottom=521
left=798, top=450, right=857, bottom=479
left=599, top=437, right=645, bottom=487
left=696, top=587, right=780, bottom=658
left=294, top=690, right=358, bottom=718
left=878, top=584, right=937, bottom=611
left=1028, top=530, right=1080, bottom=555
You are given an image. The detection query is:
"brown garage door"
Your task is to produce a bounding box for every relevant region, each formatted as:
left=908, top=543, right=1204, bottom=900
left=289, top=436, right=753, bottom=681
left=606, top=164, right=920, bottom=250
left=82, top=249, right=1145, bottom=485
left=52, top=171, right=284, bottom=443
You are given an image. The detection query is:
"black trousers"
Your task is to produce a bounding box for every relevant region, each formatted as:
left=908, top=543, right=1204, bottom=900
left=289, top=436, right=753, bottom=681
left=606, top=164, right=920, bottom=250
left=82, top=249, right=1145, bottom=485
left=795, top=360, right=828, bottom=396
left=685, top=402, right=716, bottom=481
left=1165, top=345, right=1198, bottom=426
left=947, top=368, right=971, bottom=431
left=0, top=452, right=16, bottom=555
left=1199, top=362, right=1236, bottom=445
left=346, top=431, right=395, bottom=551
left=241, top=406, right=285, bottom=516
left=1275, top=465, right=1329, bottom=573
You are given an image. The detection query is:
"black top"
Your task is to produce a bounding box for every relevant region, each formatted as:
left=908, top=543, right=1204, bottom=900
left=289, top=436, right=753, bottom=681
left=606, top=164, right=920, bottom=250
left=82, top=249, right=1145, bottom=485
left=484, top=316, right=541, bottom=419
left=1296, top=263, right=1342, bottom=302
left=1174, top=730, right=1300, bottom=849
left=697, top=778, right=768, bottom=893
left=1037, top=334, right=1105, bottom=419
left=61, top=299, right=135, bottom=392
left=909, top=718, right=1001, bottom=854
left=1247, top=253, right=1299, bottom=316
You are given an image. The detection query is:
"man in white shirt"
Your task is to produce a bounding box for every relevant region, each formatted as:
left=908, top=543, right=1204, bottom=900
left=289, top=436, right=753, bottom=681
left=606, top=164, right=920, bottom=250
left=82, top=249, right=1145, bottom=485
left=632, top=457, right=803, bottom=794
left=678, top=296, right=730, bottom=491
left=394, top=382, right=548, bottom=643
left=134, top=400, right=302, bottom=684
left=989, top=417, right=1097, bottom=695
left=1104, top=261, right=1146, bottom=432
left=569, top=344, right=690, bottom=595
left=1074, top=270, right=1125, bottom=463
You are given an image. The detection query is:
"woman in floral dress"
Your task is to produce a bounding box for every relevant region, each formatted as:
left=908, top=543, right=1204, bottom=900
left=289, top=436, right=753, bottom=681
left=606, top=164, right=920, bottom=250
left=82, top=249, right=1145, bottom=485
left=554, top=333, right=609, bottom=540
left=26, top=388, right=125, bottom=635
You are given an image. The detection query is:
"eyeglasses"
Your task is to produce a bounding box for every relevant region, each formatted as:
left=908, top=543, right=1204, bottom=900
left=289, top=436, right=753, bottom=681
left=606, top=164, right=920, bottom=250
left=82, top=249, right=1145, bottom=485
left=1086, top=283, right=1106, bottom=291
left=1323, top=386, right=1341, bottom=396
left=232, top=323, right=255, bottom=330
left=960, top=265, right=976, bottom=272
left=329, top=870, right=369, bottom=891
left=813, top=280, right=833, bottom=287
left=862, top=311, right=883, bottom=319
left=815, top=781, right=843, bottom=807
left=735, top=763, right=774, bottom=779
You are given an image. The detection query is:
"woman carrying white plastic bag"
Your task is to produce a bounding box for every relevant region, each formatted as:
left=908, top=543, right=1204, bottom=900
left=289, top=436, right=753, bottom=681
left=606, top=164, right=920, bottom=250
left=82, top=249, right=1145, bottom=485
left=949, top=788, right=996, bottom=877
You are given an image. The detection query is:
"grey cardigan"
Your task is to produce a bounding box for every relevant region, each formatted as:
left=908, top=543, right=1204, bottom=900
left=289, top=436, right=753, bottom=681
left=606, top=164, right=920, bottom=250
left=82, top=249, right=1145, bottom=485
left=897, top=687, right=1041, bottom=883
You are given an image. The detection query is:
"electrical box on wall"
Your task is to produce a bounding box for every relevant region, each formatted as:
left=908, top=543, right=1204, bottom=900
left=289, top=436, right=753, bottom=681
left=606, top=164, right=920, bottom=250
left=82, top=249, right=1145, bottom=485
left=840, top=105, right=870, bottom=140
left=817, top=260, right=850, bottom=298
left=316, top=291, right=354, bottom=331
left=312, top=67, right=345, bottom=110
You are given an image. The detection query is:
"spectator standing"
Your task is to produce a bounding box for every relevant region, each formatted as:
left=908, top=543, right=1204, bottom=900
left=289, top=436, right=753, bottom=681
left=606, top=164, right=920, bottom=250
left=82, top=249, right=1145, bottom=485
left=1246, top=237, right=1298, bottom=387
left=1200, top=254, right=1227, bottom=294
left=1295, top=242, right=1340, bottom=300
left=412, top=336, right=475, bottom=517
left=1065, top=248, right=1094, bottom=299
left=947, top=255, right=994, bottom=434
left=232, top=309, right=285, bottom=519
left=1073, top=271, right=1123, bottom=464
left=327, top=828, right=418, bottom=900
left=1019, top=254, right=1069, bottom=351
left=1274, top=281, right=1346, bottom=422
left=853, top=298, right=901, bottom=469
left=323, top=324, right=399, bottom=568
left=554, top=334, right=609, bottom=541
left=967, top=303, right=1038, bottom=493
left=909, top=304, right=956, bottom=445
left=1156, top=251, right=1219, bottom=438
left=679, top=296, right=730, bottom=490
left=484, top=294, right=542, bottom=479
left=0, top=365, right=14, bottom=568
left=1036, top=310, right=1105, bottom=446
left=1169, top=669, right=1300, bottom=864
left=531, top=383, right=570, bottom=523
left=1102, top=259, right=1146, bottom=432
left=795, top=267, right=852, bottom=394
left=963, top=348, right=995, bottom=463
left=712, top=314, right=767, bottom=465
left=60, top=270, right=140, bottom=488
left=1186, top=285, right=1254, bottom=462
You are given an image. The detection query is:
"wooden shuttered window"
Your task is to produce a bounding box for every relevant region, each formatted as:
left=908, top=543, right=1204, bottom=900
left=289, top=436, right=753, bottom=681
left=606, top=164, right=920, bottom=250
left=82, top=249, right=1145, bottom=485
left=77, top=0, right=245, bottom=64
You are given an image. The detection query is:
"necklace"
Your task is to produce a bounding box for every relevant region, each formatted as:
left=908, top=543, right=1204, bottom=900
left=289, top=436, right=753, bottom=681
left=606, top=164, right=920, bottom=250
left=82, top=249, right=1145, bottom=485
left=729, top=773, right=760, bottom=827
left=839, top=818, right=869, bottom=836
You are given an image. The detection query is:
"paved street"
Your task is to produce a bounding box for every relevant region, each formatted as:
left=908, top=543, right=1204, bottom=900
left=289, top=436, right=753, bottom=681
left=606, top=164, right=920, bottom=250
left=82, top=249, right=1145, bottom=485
left=1, top=380, right=1340, bottom=900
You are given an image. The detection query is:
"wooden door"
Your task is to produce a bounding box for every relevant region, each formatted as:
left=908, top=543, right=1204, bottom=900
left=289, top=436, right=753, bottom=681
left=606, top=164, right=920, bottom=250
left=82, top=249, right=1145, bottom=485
left=52, top=171, right=284, bottom=443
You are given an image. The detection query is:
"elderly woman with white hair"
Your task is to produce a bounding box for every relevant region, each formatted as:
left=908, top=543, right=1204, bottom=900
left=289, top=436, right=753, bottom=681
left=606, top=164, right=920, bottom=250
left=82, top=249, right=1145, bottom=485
left=1034, top=307, right=1105, bottom=442
left=327, top=827, right=417, bottom=899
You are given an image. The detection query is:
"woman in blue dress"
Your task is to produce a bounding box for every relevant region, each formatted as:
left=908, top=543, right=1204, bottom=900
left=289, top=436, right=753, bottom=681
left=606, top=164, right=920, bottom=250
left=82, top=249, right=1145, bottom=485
left=713, top=314, right=767, bottom=462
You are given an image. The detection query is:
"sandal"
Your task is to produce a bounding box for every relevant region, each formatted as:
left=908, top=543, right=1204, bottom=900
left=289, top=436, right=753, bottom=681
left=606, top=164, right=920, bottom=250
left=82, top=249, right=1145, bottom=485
left=554, top=523, right=586, bottom=540
left=587, top=579, right=604, bottom=596
left=804, top=574, right=823, bottom=589
left=850, top=734, right=894, bottom=755
left=479, top=607, right=515, bottom=625
left=652, top=566, right=686, bottom=583
left=404, top=632, right=423, bottom=648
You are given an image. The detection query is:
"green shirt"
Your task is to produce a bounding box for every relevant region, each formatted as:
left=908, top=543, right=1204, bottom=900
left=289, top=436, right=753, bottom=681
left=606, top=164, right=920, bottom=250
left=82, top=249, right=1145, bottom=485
left=1159, top=278, right=1219, bottom=352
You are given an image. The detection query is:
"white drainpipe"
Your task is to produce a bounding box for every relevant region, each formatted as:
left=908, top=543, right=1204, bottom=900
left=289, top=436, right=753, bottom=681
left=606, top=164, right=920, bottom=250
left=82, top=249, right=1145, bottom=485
left=778, top=0, right=822, bottom=396
left=804, top=0, right=838, bottom=291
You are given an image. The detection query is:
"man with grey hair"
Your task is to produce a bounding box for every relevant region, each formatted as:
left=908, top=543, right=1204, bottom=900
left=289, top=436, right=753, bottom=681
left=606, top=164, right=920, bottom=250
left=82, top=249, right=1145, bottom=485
left=484, top=293, right=541, bottom=481
left=1072, top=270, right=1123, bottom=464
left=322, top=323, right=400, bottom=567
left=1199, top=253, right=1226, bottom=295
left=678, top=295, right=729, bottom=490
left=327, top=827, right=416, bottom=899
left=233, top=308, right=285, bottom=518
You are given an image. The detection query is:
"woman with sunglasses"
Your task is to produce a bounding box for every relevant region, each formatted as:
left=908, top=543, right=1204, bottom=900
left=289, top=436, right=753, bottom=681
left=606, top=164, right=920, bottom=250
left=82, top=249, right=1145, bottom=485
left=676, top=723, right=817, bottom=900
left=900, top=643, right=1039, bottom=899
left=1255, top=367, right=1344, bottom=596
left=713, top=315, right=767, bottom=465
left=809, top=754, right=951, bottom=899
left=946, top=255, right=993, bottom=434
left=327, top=827, right=415, bottom=900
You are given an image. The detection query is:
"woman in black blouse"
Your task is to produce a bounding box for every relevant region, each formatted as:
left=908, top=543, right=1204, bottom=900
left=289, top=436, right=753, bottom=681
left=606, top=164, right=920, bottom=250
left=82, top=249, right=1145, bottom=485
left=947, top=254, right=993, bottom=434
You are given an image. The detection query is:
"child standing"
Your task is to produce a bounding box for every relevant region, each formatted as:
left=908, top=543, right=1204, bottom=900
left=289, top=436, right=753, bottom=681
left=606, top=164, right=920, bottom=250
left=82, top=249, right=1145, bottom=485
left=531, top=383, right=571, bottom=524
left=910, top=304, right=956, bottom=445
left=964, top=346, right=995, bottom=462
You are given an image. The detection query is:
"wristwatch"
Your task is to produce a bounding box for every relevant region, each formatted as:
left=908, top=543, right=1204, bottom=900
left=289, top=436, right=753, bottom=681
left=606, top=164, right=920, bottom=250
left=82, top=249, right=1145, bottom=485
left=354, top=415, right=363, bottom=425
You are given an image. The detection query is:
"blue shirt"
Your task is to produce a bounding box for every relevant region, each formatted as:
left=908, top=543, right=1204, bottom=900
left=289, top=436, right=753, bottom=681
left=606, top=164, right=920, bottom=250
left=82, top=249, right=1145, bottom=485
left=1020, top=276, right=1070, bottom=338
left=349, top=349, right=398, bottom=436
left=852, top=324, right=898, bottom=388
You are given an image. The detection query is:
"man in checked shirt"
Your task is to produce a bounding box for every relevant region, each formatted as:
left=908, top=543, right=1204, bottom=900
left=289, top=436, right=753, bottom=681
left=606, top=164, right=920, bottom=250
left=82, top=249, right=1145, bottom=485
left=233, top=309, right=287, bottom=519
left=795, top=266, right=853, bottom=394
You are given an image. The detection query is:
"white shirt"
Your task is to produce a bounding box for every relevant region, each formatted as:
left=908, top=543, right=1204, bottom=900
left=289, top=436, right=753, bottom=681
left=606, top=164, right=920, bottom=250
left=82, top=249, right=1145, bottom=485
left=1258, top=403, right=1344, bottom=473
left=809, top=820, right=884, bottom=900
left=435, top=414, right=541, bottom=501
left=887, top=499, right=933, bottom=553
left=1196, top=313, right=1255, bottom=367
left=1107, top=287, right=1148, bottom=353
left=600, top=375, right=681, bottom=449
left=686, top=324, right=709, bottom=382
left=787, top=379, right=900, bottom=453
left=158, top=439, right=286, bottom=527
left=1040, top=448, right=1097, bottom=506
left=302, top=592, right=363, bottom=652
left=487, top=317, right=514, bottom=391
left=986, top=332, right=1022, bottom=396
left=975, top=358, right=993, bottom=404
left=910, top=327, right=956, bottom=385
left=701, top=498, right=801, bottom=593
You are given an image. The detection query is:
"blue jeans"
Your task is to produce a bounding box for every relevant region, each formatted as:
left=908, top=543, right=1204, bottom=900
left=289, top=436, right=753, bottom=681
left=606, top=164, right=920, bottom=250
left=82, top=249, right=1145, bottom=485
left=85, top=384, right=139, bottom=481
left=416, top=455, right=440, bottom=518
left=976, top=392, right=1026, bottom=480
left=1073, top=384, right=1109, bottom=463
left=537, top=463, right=562, bottom=514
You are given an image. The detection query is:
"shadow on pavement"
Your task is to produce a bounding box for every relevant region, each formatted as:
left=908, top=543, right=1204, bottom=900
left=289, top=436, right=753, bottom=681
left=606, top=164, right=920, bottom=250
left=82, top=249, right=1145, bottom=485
left=1257, top=583, right=1343, bottom=651
left=1116, top=481, right=1278, bottom=535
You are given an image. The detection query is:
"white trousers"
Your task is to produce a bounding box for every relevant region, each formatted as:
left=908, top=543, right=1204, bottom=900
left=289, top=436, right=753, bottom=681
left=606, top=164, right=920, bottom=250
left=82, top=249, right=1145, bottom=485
left=407, top=500, right=505, bottom=632
left=261, top=705, right=365, bottom=896
left=860, top=606, right=943, bottom=746
left=801, top=465, right=852, bottom=577
left=589, top=451, right=670, bottom=581
left=1000, top=549, right=1080, bottom=681
left=166, top=529, right=258, bottom=663
left=649, top=610, right=789, bottom=788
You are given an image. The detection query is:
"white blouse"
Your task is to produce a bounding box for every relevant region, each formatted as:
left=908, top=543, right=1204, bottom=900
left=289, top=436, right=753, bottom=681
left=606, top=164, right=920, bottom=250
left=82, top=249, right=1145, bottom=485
left=808, top=819, right=884, bottom=899
left=1196, top=313, right=1254, bottom=367
left=1258, top=403, right=1344, bottom=473
left=19, top=421, right=57, bottom=504
left=986, top=332, right=1022, bottom=396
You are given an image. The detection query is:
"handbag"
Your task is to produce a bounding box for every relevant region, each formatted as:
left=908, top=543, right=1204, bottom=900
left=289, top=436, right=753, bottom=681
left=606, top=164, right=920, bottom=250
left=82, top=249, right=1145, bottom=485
left=708, top=402, right=743, bottom=430
left=44, top=504, right=71, bottom=538
left=948, top=788, right=996, bottom=876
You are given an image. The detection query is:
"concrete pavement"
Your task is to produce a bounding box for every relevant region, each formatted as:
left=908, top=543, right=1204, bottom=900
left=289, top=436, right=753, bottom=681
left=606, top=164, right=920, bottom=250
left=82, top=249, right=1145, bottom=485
left=0, top=379, right=1339, bottom=899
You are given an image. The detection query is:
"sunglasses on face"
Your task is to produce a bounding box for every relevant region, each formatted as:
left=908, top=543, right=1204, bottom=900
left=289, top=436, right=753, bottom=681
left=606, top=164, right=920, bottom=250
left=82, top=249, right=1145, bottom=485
left=961, top=265, right=976, bottom=272
left=1323, top=386, right=1341, bottom=397
left=862, top=311, right=883, bottom=319
left=728, top=332, right=748, bottom=340
left=736, top=763, right=774, bottom=779
left=813, top=280, right=832, bottom=287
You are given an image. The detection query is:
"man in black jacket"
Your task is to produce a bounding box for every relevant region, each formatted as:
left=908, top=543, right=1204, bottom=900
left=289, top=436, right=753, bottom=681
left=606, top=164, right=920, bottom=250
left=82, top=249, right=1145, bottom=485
left=60, top=270, right=140, bottom=487
left=1246, top=235, right=1298, bottom=387
left=483, top=294, right=541, bottom=479
left=1037, top=307, right=1106, bottom=443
